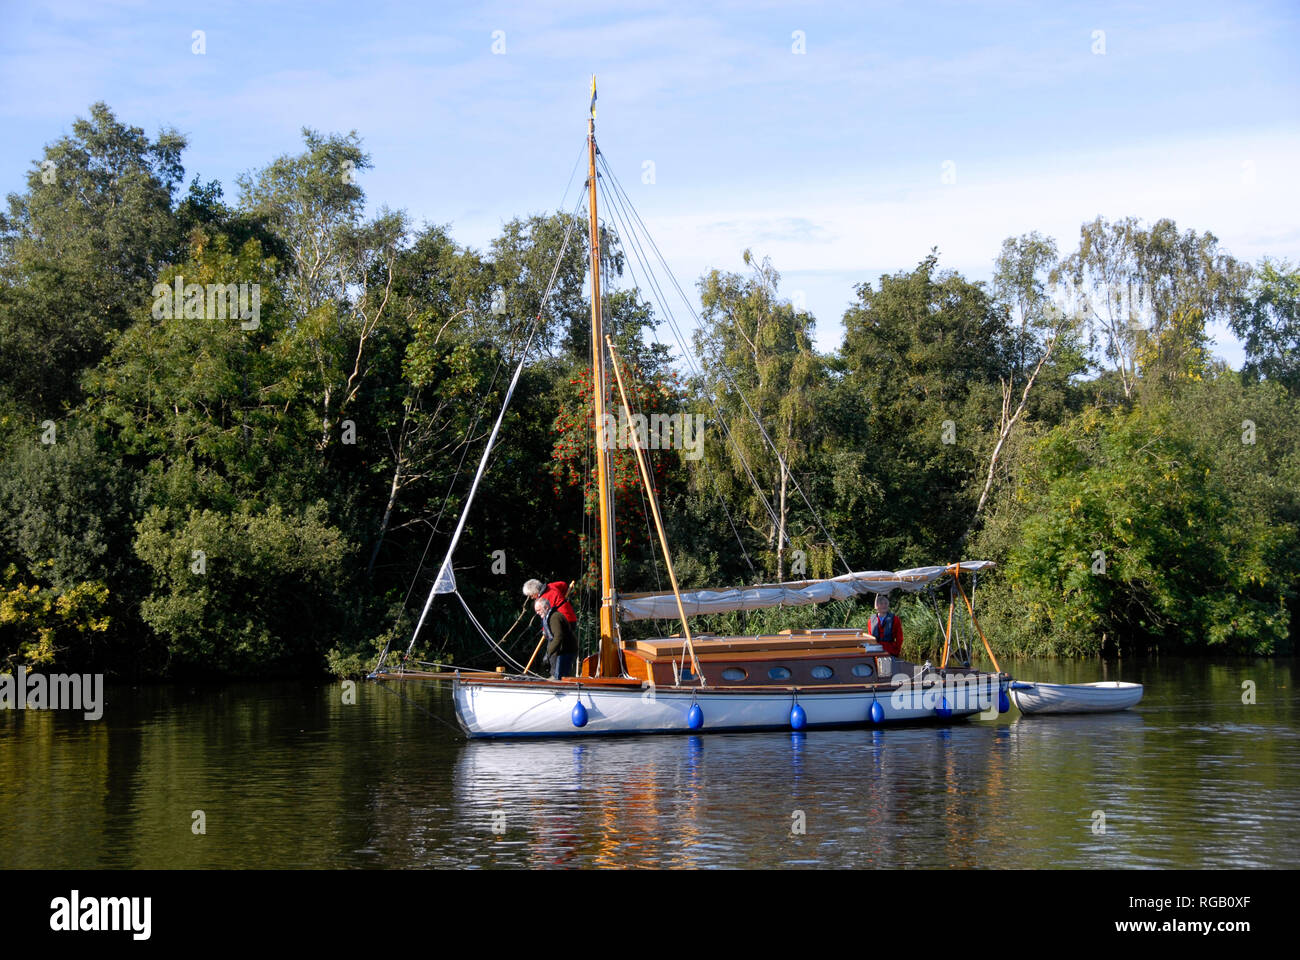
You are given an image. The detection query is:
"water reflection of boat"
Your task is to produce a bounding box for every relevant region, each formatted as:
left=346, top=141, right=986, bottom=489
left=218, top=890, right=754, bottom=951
left=447, top=726, right=1023, bottom=868
left=452, top=736, right=713, bottom=867
left=373, top=82, right=1009, bottom=738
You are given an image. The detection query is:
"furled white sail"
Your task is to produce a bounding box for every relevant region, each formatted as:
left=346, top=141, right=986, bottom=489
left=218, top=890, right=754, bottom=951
left=617, top=562, right=995, bottom=622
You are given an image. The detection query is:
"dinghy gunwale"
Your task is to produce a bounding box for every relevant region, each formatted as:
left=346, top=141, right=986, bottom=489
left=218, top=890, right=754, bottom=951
left=1009, top=679, right=1144, bottom=715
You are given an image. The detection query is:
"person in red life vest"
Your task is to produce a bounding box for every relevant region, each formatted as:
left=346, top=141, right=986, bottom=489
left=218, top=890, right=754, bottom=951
left=868, top=593, right=903, bottom=656
left=522, top=578, right=577, bottom=626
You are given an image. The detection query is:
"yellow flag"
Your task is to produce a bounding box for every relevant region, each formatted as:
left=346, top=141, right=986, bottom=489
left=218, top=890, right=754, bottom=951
left=589, top=74, right=597, bottom=119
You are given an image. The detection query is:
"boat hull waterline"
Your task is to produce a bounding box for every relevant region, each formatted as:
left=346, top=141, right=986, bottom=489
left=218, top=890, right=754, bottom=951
left=1009, top=680, right=1144, bottom=715
left=452, top=674, right=1011, bottom=738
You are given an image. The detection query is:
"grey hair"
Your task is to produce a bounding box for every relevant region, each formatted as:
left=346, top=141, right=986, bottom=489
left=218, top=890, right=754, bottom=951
left=522, top=578, right=544, bottom=598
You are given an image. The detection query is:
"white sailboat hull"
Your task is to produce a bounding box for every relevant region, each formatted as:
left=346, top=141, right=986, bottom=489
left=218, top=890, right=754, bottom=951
left=453, top=674, right=1010, bottom=738
left=1009, top=680, right=1143, bottom=715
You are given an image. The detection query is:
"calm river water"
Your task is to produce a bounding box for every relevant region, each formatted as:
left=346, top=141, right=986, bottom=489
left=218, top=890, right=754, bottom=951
left=1, top=657, right=1296, bottom=869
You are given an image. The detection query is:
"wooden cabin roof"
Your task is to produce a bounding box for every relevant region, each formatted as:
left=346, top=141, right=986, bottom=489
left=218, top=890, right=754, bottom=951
left=628, top=631, right=883, bottom=660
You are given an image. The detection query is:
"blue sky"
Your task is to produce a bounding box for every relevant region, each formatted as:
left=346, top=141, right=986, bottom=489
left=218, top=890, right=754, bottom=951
left=2, top=0, right=1297, bottom=364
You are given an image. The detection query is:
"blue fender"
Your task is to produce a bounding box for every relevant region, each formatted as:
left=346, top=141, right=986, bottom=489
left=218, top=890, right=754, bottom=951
left=687, top=703, right=704, bottom=730
left=790, top=703, right=807, bottom=731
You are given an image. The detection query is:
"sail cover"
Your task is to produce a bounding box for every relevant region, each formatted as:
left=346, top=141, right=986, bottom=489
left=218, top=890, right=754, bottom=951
left=617, top=562, right=995, bottom=622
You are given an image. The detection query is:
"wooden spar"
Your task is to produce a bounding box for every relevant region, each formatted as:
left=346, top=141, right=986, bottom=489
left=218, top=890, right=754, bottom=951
left=587, top=83, right=622, bottom=678
left=605, top=335, right=704, bottom=685
left=950, top=562, right=1001, bottom=673
left=941, top=586, right=955, bottom=668
left=523, top=633, right=546, bottom=674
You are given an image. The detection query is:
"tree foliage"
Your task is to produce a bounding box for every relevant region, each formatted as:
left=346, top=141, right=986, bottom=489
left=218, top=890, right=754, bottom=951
left=694, top=252, right=826, bottom=579
left=0, top=104, right=1293, bottom=675
left=0, top=103, right=185, bottom=415
left=1233, top=257, right=1300, bottom=394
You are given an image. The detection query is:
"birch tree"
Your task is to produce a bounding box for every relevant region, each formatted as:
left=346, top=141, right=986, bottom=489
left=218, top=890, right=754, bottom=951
left=237, top=130, right=408, bottom=456
left=968, top=233, right=1084, bottom=532
left=695, top=252, right=822, bottom=580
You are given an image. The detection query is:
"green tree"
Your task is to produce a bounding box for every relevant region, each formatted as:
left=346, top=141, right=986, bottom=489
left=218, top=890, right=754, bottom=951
left=969, top=233, right=1086, bottom=534
left=134, top=502, right=350, bottom=673
left=83, top=230, right=293, bottom=509
left=1233, top=257, right=1300, bottom=394
left=1064, top=216, right=1248, bottom=398
left=695, top=252, right=826, bottom=580
left=838, top=251, right=1012, bottom=567
left=0, top=103, right=185, bottom=415
left=987, top=395, right=1292, bottom=655
left=237, top=129, right=409, bottom=455
left=0, top=425, right=129, bottom=670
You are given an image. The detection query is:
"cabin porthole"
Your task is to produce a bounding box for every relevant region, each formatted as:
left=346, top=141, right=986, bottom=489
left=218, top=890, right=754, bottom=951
left=768, top=666, right=792, bottom=680
left=721, top=668, right=747, bottom=682
left=851, top=663, right=874, bottom=678
left=810, top=665, right=834, bottom=680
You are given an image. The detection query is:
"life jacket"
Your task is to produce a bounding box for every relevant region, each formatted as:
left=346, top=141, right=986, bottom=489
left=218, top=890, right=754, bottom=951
left=870, top=612, right=897, bottom=650
left=541, top=581, right=578, bottom=624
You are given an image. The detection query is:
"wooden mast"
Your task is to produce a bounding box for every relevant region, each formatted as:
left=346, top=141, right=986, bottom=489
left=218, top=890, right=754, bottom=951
left=587, top=77, right=621, bottom=677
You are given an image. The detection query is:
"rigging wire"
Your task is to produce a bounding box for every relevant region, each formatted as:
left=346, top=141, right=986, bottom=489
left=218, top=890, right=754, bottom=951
left=698, top=451, right=757, bottom=576
left=600, top=192, right=757, bottom=578
left=597, top=194, right=780, bottom=548
left=394, top=190, right=589, bottom=620
left=455, top=590, right=533, bottom=675
left=404, top=202, right=585, bottom=654
left=592, top=182, right=755, bottom=576
left=388, top=147, right=586, bottom=619
left=598, top=154, right=852, bottom=575
left=376, top=192, right=587, bottom=674
left=595, top=161, right=786, bottom=541
left=592, top=187, right=699, bottom=636
left=601, top=154, right=845, bottom=571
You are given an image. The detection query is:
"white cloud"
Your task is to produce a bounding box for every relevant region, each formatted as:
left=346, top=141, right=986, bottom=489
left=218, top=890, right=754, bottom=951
left=614, top=128, right=1300, bottom=359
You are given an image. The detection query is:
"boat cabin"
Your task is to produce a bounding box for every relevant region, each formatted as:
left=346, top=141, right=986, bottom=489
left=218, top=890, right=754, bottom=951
left=581, top=628, right=896, bottom=687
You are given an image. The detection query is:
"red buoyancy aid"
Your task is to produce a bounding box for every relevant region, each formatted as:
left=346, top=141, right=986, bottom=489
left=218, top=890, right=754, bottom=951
left=541, top=581, right=578, bottom=624
left=870, top=612, right=902, bottom=655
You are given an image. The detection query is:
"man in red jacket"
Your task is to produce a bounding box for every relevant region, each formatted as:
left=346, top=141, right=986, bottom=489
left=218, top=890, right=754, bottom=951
left=523, top=578, right=577, bottom=626
left=868, top=593, right=903, bottom=656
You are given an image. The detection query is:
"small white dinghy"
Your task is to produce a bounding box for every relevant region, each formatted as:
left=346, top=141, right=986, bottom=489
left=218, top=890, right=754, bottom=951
left=1009, top=680, right=1143, bottom=715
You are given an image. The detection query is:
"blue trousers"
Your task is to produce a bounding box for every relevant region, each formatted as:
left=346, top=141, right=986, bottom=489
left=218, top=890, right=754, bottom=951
left=551, top=653, right=575, bottom=680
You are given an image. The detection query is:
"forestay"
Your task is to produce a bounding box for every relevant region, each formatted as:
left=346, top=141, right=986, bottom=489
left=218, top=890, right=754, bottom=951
left=617, top=561, right=995, bottom=622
